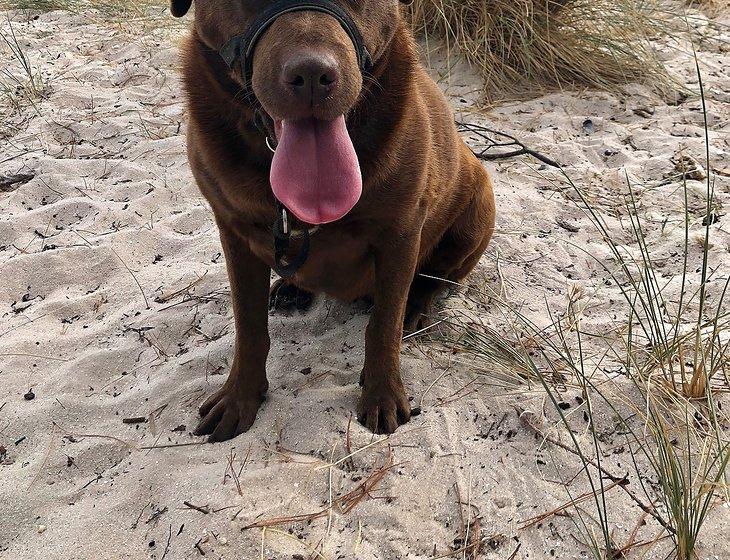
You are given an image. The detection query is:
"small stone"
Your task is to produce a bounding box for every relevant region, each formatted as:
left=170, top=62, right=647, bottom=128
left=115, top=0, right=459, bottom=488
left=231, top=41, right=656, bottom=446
left=632, top=106, right=654, bottom=118
left=493, top=497, right=508, bottom=509
left=37, top=525, right=46, bottom=534
left=671, top=154, right=706, bottom=181
left=219, top=537, right=228, bottom=545
left=24, top=389, right=35, bottom=401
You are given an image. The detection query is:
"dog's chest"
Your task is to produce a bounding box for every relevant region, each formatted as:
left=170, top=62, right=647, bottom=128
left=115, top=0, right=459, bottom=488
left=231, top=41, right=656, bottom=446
left=248, top=226, right=374, bottom=299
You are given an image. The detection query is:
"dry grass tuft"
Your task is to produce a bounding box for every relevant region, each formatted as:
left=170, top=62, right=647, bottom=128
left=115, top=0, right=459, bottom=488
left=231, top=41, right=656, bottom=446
left=687, top=0, right=730, bottom=15
left=407, top=0, right=682, bottom=100
left=0, top=15, right=47, bottom=126
left=2, top=0, right=701, bottom=102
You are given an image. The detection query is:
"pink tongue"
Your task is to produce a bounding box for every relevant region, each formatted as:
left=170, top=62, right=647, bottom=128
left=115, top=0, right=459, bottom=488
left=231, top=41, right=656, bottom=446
left=270, top=116, right=362, bottom=225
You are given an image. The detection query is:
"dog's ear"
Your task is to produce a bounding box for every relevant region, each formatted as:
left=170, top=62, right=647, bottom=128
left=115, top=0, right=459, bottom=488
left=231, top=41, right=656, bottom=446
left=170, top=0, right=192, bottom=17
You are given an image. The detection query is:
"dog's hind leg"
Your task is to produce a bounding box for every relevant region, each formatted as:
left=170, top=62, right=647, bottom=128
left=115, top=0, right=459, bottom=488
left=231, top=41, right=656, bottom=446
left=405, top=184, right=495, bottom=332
left=269, top=278, right=315, bottom=312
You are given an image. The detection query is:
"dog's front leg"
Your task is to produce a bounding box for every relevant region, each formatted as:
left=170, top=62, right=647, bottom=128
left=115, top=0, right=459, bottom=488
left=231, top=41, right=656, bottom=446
left=194, top=220, right=271, bottom=442
left=358, top=227, right=421, bottom=434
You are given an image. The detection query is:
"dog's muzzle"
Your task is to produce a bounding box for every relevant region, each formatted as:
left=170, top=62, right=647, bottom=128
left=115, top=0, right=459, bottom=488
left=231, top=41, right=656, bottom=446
left=218, top=0, right=373, bottom=91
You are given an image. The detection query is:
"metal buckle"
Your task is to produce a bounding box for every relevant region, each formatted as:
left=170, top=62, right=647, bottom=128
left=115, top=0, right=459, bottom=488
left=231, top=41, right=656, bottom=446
left=281, top=206, right=289, bottom=235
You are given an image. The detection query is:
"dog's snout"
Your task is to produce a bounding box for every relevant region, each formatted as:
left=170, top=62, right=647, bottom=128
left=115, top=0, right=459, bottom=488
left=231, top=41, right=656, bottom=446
left=282, top=52, right=340, bottom=105
left=253, top=15, right=362, bottom=121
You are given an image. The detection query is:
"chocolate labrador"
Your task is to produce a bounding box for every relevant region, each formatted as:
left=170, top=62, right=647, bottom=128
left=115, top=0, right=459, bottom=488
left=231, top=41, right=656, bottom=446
left=170, top=0, right=495, bottom=441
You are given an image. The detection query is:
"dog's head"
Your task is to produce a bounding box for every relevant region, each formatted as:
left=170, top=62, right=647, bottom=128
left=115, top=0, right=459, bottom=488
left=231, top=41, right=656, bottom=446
left=173, top=0, right=409, bottom=225
left=172, top=0, right=407, bottom=121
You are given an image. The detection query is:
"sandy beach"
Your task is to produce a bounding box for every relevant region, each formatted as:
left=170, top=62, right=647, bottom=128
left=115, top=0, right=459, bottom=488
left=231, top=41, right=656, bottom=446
left=1, top=5, right=729, bottom=559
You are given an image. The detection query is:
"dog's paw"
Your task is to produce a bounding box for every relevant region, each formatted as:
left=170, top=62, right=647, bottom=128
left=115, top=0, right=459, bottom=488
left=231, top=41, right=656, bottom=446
left=357, top=381, right=411, bottom=434
left=403, top=305, right=429, bottom=334
left=403, top=292, right=435, bottom=334
left=194, top=384, right=266, bottom=442
left=269, top=279, right=314, bottom=312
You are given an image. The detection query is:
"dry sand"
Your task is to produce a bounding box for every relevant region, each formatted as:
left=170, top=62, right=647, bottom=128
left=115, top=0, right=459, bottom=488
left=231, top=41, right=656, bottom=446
left=1, top=6, right=729, bottom=560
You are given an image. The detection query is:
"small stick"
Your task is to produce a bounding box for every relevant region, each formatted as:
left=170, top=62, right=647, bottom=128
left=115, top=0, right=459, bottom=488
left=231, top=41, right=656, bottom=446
left=140, top=441, right=206, bottom=450
left=343, top=413, right=355, bottom=471
left=457, top=121, right=561, bottom=168
left=182, top=501, right=210, bottom=515
left=52, top=422, right=134, bottom=448
left=111, top=247, right=149, bottom=310
left=160, top=524, right=173, bottom=560
left=240, top=441, right=252, bottom=475
left=81, top=474, right=102, bottom=489
left=520, top=478, right=625, bottom=528
left=617, top=510, right=651, bottom=556
left=243, top=509, right=329, bottom=530
left=131, top=502, right=150, bottom=529
left=313, top=435, right=389, bottom=471
left=212, top=504, right=240, bottom=513
left=156, top=272, right=208, bottom=303
left=345, top=414, right=353, bottom=455
left=334, top=451, right=396, bottom=514
left=146, top=506, right=168, bottom=525
left=403, top=319, right=447, bottom=341
left=507, top=543, right=522, bottom=560
left=227, top=449, right=243, bottom=496
left=122, top=416, right=147, bottom=424
left=454, top=482, right=466, bottom=547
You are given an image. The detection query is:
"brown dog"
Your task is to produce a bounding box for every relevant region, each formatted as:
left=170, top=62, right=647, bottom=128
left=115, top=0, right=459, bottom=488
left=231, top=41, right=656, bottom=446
left=171, top=0, right=495, bottom=441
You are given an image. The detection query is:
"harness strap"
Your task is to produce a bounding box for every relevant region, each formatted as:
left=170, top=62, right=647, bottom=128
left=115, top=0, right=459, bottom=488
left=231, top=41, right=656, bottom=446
left=253, top=107, right=277, bottom=150
left=272, top=203, right=310, bottom=278
left=219, top=0, right=373, bottom=90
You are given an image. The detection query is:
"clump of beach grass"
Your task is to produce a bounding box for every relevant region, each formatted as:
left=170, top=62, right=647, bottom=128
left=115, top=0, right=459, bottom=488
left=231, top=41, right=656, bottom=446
left=0, top=15, right=46, bottom=121
left=447, top=62, right=728, bottom=558
left=1, top=0, right=699, bottom=103
left=407, top=0, right=684, bottom=100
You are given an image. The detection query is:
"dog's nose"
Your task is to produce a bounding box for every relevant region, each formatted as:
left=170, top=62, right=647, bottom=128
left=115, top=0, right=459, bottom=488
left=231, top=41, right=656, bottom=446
left=282, top=52, right=339, bottom=105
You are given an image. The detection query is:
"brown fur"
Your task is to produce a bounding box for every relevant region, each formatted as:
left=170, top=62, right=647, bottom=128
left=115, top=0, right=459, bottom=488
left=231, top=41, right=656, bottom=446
left=172, top=0, right=495, bottom=440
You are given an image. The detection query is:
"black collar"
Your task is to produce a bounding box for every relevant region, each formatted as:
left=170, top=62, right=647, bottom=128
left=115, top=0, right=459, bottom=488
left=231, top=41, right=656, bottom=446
left=218, top=0, right=373, bottom=91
